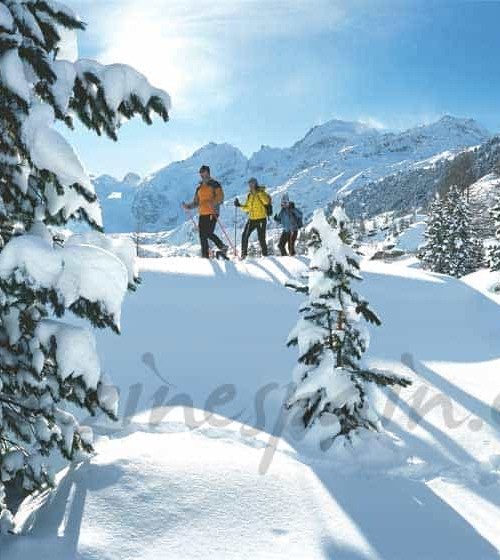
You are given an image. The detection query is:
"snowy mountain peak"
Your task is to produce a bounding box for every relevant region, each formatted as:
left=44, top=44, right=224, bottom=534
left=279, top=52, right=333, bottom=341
left=408, top=115, right=490, bottom=144
left=122, top=172, right=141, bottom=186
left=190, top=142, right=248, bottom=165
left=437, top=114, right=489, bottom=133
left=295, top=118, right=379, bottom=150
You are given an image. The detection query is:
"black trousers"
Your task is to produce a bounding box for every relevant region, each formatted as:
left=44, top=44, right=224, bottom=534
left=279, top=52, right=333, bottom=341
left=278, top=230, right=298, bottom=256
left=199, top=214, right=225, bottom=258
left=241, top=218, right=268, bottom=257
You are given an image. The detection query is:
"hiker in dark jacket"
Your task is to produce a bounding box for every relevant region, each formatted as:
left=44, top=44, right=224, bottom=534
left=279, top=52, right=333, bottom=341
left=274, top=194, right=302, bottom=256
left=182, top=165, right=227, bottom=258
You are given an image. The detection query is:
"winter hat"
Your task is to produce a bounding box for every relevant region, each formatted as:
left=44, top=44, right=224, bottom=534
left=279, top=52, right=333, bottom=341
left=199, top=165, right=210, bottom=174
left=248, top=177, right=258, bottom=187
left=281, top=193, right=290, bottom=204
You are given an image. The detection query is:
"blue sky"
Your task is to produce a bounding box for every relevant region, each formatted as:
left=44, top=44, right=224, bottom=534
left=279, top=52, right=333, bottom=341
left=65, top=0, right=500, bottom=178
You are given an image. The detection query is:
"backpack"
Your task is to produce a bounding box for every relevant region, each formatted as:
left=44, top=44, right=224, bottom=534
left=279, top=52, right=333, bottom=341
left=207, top=179, right=224, bottom=214
left=258, top=186, right=273, bottom=217
left=292, top=206, right=303, bottom=228
left=208, top=179, right=224, bottom=202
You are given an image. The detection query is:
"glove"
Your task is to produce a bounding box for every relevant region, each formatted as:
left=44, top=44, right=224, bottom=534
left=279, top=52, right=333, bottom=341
left=234, top=198, right=240, bottom=207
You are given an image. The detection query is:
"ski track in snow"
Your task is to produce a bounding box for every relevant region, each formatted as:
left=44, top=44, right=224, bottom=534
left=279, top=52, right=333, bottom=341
left=2, top=256, right=500, bottom=559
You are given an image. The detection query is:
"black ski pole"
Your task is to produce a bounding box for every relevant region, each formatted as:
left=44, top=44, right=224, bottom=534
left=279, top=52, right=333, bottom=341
left=234, top=204, right=238, bottom=257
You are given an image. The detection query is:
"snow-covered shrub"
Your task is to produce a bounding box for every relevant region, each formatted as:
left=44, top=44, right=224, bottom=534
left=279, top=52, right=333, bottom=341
left=0, top=0, right=170, bottom=529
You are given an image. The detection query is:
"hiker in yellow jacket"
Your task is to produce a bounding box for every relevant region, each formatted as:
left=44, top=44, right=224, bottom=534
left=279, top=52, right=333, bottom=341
left=234, top=178, right=271, bottom=259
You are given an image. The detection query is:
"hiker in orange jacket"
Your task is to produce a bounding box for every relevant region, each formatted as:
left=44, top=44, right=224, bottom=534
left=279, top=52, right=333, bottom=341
left=182, top=165, right=228, bottom=258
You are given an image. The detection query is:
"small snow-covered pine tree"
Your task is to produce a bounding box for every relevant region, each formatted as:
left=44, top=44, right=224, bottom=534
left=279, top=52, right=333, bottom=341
left=326, top=202, right=353, bottom=243
left=286, top=207, right=410, bottom=450
left=0, top=1, right=170, bottom=530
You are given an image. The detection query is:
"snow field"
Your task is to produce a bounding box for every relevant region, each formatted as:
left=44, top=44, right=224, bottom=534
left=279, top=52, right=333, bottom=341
left=3, top=256, right=500, bottom=559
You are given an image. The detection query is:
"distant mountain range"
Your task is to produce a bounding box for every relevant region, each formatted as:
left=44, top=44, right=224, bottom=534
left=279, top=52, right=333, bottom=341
left=93, top=115, right=492, bottom=237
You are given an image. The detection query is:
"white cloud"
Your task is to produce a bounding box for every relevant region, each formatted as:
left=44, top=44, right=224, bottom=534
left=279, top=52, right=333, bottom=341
left=358, top=116, right=387, bottom=130
left=357, top=112, right=448, bottom=133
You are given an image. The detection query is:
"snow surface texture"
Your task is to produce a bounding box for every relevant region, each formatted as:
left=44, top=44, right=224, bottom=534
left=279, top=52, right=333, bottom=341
left=2, top=256, right=500, bottom=558
left=93, top=116, right=489, bottom=237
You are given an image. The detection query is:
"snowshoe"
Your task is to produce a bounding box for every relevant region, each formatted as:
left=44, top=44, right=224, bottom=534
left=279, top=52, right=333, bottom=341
left=215, top=249, right=230, bottom=261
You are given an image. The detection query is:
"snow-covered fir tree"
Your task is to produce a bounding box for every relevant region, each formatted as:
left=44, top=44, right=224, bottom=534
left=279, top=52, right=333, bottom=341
left=326, top=202, right=353, bottom=243
left=0, top=0, right=170, bottom=530
left=488, top=195, right=500, bottom=272
left=442, top=186, right=482, bottom=277
left=422, top=187, right=482, bottom=277
left=285, top=207, right=410, bottom=450
left=399, top=217, right=410, bottom=232
left=468, top=237, right=485, bottom=273
left=420, top=194, right=449, bottom=274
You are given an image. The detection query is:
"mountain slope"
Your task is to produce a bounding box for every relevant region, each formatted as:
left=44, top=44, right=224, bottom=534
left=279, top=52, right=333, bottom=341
left=344, top=135, right=500, bottom=222
left=131, top=143, right=248, bottom=232
left=93, top=173, right=141, bottom=233
left=469, top=173, right=500, bottom=238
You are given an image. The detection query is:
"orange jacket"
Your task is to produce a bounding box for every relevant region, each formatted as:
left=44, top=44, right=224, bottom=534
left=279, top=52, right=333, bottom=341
left=186, top=180, right=224, bottom=216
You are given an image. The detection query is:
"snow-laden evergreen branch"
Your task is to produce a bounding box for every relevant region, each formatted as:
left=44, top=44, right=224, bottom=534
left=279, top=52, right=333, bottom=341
left=0, top=0, right=170, bottom=530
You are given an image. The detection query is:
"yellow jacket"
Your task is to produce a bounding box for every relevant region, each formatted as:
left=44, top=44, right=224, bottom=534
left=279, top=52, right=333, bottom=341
left=239, top=188, right=271, bottom=220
